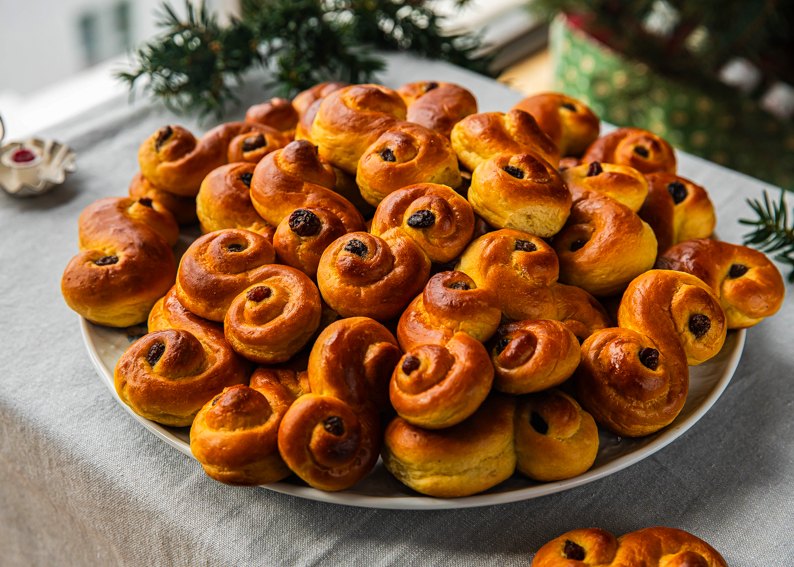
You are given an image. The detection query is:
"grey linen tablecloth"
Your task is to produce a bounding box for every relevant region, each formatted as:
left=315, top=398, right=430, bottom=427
left=1, top=54, right=792, bottom=565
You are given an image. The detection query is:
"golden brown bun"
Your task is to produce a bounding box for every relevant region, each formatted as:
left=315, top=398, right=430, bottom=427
left=390, top=333, right=494, bottom=429
left=451, top=109, right=560, bottom=171
left=249, top=140, right=365, bottom=233
left=196, top=162, right=273, bottom=236
left=129, top=172, right=198, bottom=226
left=489, top=320, right=580, bottom=394
left=310, top=84, right=407, bottom=174
left=61, top=197, right=178, bottom=327
left=382, top=395, right=516, bottom=497
left=224, top=265, right=322, bottom=363
left=138, top=123, right=289, bottom=197
left=468, top=153, right=571, bottom=237
left=278, top=318, right=400, bottom=491
left=272, top=207, right=347, bottom=279
left=175, top=229, right=276, bottom=321
left=582, top=127, right=677, bottom=174
left=657, top=238, right=785, bottom=328
left=552, top=192, right=658, bottom=297
left=639, top=173, right=716, bottom=253
left=560, top=161, right=648, bottom=212
left=245, top=97, right=299, bottom=136
left=190, top=383, right=293, bottom=485
left=356, top=122, right=462, bottom=206
left=397, top=81, right=478, bottom=138
left=531, top=527, right=727, bottom=567
left=317, top=230, right=431, bottom=321
left=294, top=97, right=322, bottom=142
left=113, top=288, right=250, bottom=426
left=455, top=229, right=610, bottom=338
left=370, top=183, right=475, bottom=263
left=512, top=93, right=600, bottom=157
left=397, top=271, right=501, bottom=352
left=292, top=81, right=350, bottom=117
left=514, top=389, right=598, bottom=481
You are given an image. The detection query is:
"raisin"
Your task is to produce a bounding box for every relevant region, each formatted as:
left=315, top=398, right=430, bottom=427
left=729, top=264, right=748, bottom=278
left=689, top=314, right=711, bottom=338
left=402, top=355, right=420, bottom=374
left=226, top=243, right=246, bottom=253
left=564, top=540, right=586, bottom=561
left=242, top=133, right=266, bottom=152
left=495, top=338, right=511, bottom=355
left=586, top=161, right=603, bottom=177
left=94, top=255, right=118, bottom=266
left=639, top=347, right=659, bottom=370
left=289, top=209, right=322, bottom=237
left=247, top=286, right=272, bottom=302
left=380, top=148, right=396, bottom=162
left=530, top=412, right=549, bottom=435
left=407, top=210, right=436, bottom=228
left=667, top=181, right=688, bottom=204
left=324, top=416, right=345, bottom=436
left=561, top=102, right=577, bottom=111
left=238, top=172, right=253, bottom=187
left=424, top=82, right=439, bottom=92
left=211, top=395, right=221, bottom=407
left=147, top=342, right=166, bottom=366
left=448, top=281, right=470, bottom=291
left=344, top=239, right=368, bottom=258
left=138, top=197, right=153, bottom=208
left=515, top=239, right=536, bottom=252
left=503, top=165, right=524, bottom=179
left=633, top=146, right=650, bottom=158
left=570, top=238, right=587, bottom=252
left=155, top=126, right=172, bottom=150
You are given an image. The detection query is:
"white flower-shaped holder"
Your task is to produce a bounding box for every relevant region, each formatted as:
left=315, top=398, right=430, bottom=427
left=0, top=116, right=77, bottom=198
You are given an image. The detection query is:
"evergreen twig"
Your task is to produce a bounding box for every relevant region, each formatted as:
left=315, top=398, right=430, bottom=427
left=739, top=190, right=794, bottom=282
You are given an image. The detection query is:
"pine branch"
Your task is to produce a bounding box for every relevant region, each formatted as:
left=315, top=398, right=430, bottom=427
left=740, top=189, right=794, bottom=282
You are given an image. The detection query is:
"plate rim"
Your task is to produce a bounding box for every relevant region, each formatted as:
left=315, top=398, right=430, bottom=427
left=81, top=316, right=746, bottom=510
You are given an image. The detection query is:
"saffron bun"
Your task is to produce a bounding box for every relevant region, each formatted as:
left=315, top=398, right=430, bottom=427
left=582, top=127, right=677, bottom=174
left=560, top=160, right=648, bottom=212
left=639, top=172, right=716, bottom=254
left=245, top=97, right=299, bottom=137
left=272, top=207, right=348, bottom=279
left=129, top=172, right=198, bottom=227
left=656, top=238, right=785, bottom=329
left=397, top=81, right=478, bottom=138
left=291, top=81, right=350, bottom=117
left=196, top=162, right=273, bottom=237
left=450, top=109, right=560, bottom=172
left=468, top=152, right=571, bottom=237
left=61, top=197, right=178, bottom=327
left=512, top=92, right=600, bottom=157
left=356, top=122, right=462, bottom=206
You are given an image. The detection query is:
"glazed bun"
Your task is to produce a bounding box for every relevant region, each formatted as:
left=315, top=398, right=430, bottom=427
left=356, top=122, right=461, bottom=206
left=226, top=125, right=292, bottom=164
left=390, top=333, right=494, bottom=429
left=224, top=265, right=323, bottom=363
left=114, top=288, right=250, bottom=426
left=310, top=84, right=407, bottom=174
left=397, top=271, right=501, bottom=352
left=245, top=97, right=299, bottom=136
left=451, top=109, right=560, bottom=171
left=196, top=162, right=273, bottom=237
left=175, top=229, right=276, bottom=321
left=382, top=395, right=517, bottom=497
left=639, top=173, right=716, bottom=253
left=552, top=192, right=658, bottom=297
left=397, top=81, right=478, bottom=138
left=489, top=319, right=580, bottom=394
left=291, top=81, right=349, bottom=117
left=317, top=230, right=431, bottom=321
left=560, top=160, right=648, bottom=212
left=249, top=140, right=365, bottom=233
left=512, top=93, right=600, bottom=157
left=190, top=382, right=293, bottom=485
left=582, top=127, right=676, bottom=174
left=272, top=207, right=347, bottom=279
left=129, top=172, right=197, bottom=227
left=531, top=527, right=727, bottom=567
left=61, top=197, right=178, bottom=327
left=370, top=183, right=475, bottom=263
left=514, top=389, right=598, bottom=481
left=657, top=238, right=785, bottom=328
left=468, top=153, right=571, bottom=237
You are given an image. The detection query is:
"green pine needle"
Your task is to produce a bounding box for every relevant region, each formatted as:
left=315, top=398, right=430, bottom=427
left=740, top=190, right=794, bottom=283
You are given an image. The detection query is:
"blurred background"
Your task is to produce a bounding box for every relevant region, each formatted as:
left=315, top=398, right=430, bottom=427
left=0, top=0, right=792, bottom=188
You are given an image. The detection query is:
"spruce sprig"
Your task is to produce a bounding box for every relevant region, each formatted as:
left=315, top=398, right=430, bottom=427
left=118, top=0, right=488, bottom=119
left=740, top=190, right=794, bottom=282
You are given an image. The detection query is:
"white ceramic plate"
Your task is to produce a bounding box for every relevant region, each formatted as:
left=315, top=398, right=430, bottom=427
left=81, top=314, right=745, bottom=510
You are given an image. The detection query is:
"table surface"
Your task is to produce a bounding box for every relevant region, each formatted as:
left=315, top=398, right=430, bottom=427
left=1, top=53, right=792, bottom=566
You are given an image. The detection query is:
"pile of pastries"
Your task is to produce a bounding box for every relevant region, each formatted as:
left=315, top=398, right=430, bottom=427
left=61, top=80, right=786, bottom=497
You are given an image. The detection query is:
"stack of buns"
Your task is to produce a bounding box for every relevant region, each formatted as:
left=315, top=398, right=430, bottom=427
left=62, top=81, right=785, bottom=498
